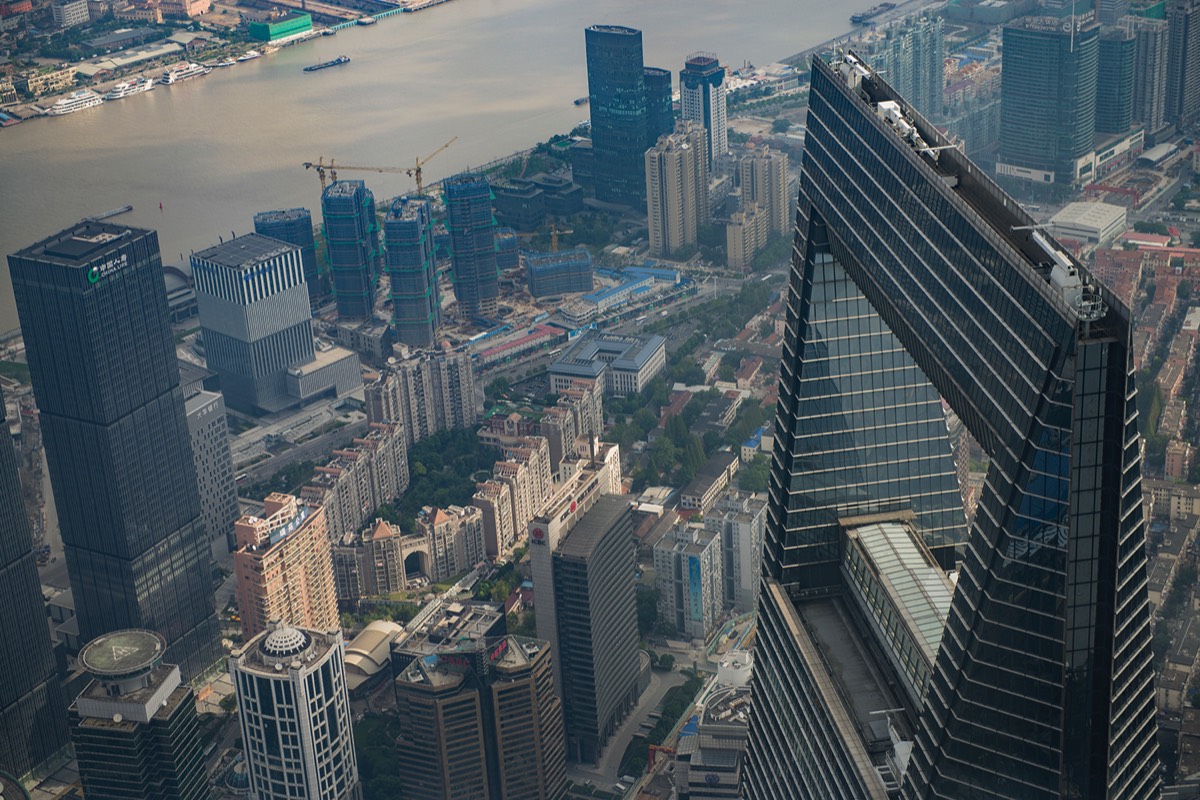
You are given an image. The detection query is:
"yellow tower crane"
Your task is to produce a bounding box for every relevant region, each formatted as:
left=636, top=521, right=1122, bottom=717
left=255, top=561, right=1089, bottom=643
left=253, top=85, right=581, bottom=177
left=302, top=136, right=459, bottom=194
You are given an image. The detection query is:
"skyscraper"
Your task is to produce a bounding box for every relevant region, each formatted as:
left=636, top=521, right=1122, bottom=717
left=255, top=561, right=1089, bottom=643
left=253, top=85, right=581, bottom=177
left=1097, top=26, right=1136, bottom=134
left=643, top=66, right=675, bottom=147
left=738, top=146, right=791, bottom=236
left=744, top=51, right=1160, bottom=799
left=192, top=233, right=361, bottom=415
left=253, top=207, right=324, bottom=305
left=322, top=179, right=382, bottom=320
left=680, top=53, right=728, bottom=166
left=231, top=622, right=361, bottom=800
left=998, top=15, right=1100, bottom=186
left=393, top=635, right=567, bottom=800
left=184, top=386, right=238, bottom=551
left=9, top=222, right=219, bottom=679
left=0, top=387, right=69, bottom=780
left=646, top=119, right=709, bottom=257
left=1123, top=15, right=1169, bottom=135
left=364, top=348, right=480, bottom=447
left=585, top=25, right=650, bottom=206
left=856, top=16, right=945, bottom=119
left=1166, top=0, right=1200, bottom=127
left=384, top=196, right=441, bottom=348
left=70, top=630, right=207, bottom=800
left=233, top=493, right=339, bottom=639
left=445, top=173, right=500, bottom=320
left=533, top=494, right=641, bottom=764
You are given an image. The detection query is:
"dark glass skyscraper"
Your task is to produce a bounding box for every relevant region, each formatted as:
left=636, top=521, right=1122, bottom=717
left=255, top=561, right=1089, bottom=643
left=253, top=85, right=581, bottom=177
left=8, top=223, right=220, bottom=679
left=643, top=66, right=675, bottom=147
left=322, top=180, right=382, bottom=320
left=384, top=196, right=441, bottom=348
left=1166, top=0, right=1200, bottom=127
left=745, top=52, right=1160, bottom=799
left=585, top=25, right=650, bottom=206
left=998, top=15, right=1099, bottom=186
left=1097, top=27, right=1136, bottom=134
left=253, top=207, right=325, bottom=305
left=445, top=173, right=500, bottom=321
left=0, top=387, right=69, bottom=780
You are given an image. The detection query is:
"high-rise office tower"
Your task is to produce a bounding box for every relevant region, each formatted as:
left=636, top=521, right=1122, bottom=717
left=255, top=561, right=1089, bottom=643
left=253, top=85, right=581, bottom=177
left=253, top=207, right=324, bottom=305
left=1101, top=0, right=1131, bottom=22
left=744, top=51, right=1160, bottom=799
left=998, top=15, right=1099, bottom=186
left=70, top=630, right=207, bottom=800
left=394, top=635, right=567, bottom=800
left=533, top=495, right=641, bottom=764
left=643, top=66, right=675, bottom=147
left=184, top=386, right=239, bottom=551
left=322, top=179, right=382, bottom=320
left=233, top=493, right=338, bottom=639
left=0, top=387, right=69, bottom=780
left=9, top=222, right=219, bottom=679
left=384, top=196, right=441, bottom=348
left=445, top=173, right=500, bottom=320
left=646, top=119, right=709, bottom=257
left=193, top=233, right=360, bottom=415
left=680, top=53, right=728, bottom=166
left=1167, top=0, right=1200, bottom=127
left=1124, top=15, right=1170, bottom=134
left=1097, top=26, right=1136, bottom=134
left=231, top=622, right=361, bottom=800
left=738, top=146, right=791, bottom=237
left=585, top=25, right=650, bottom=206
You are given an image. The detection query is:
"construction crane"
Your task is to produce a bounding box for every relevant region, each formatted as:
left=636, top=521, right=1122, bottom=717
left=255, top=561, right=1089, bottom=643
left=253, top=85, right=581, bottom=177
left=302, top=136, right=458, bottom=194
left=549, top=222, right=574, bottom=253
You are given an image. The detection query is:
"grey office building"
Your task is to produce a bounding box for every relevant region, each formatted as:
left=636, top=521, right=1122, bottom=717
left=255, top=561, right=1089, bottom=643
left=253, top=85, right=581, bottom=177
left=0, top=387, right=69, bottom=780
left=322, top=180, right=382, bottom=320
left=192, top=234, right=316, bottom=414
left=744, top=52, right=1160, bottom=799
left=8, top=222, right=220, bottom=679
left=548, top=495, right=641, bottom=764
left=184, top=388, right=238, bottom=551
left=384, top=196, right=441, bottom=348
left=253, top=208, right=324, bottom=305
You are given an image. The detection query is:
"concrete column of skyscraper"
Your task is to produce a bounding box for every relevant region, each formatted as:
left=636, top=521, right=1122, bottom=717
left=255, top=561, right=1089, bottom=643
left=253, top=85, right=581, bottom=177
left=385, top=196, right=441, bottom=348
left=680, top=53, right=728, bottom=165
left=8, top=223, right=220, bottom=679
left=585, top=25, right=650, bottom=206
left=1167, top=0, right=1200, bottom=127
left=997, top=15, right=1099, bottom=187
left=70, top=630, right=208, bottom=800
left=231, top=622, right=361, bottom=800
left=1097, top=27, right=1136, bottom=134
left=253, top=207, right=325, bottom=305
left=743, top=51, right=1160, bottom=799
left=0, top=387, right=69, bottom=780
left=1123, top=15, right=1169, bottom=136
left=646, top=119, right=709, bottom=257
left=445, top=173, right=500, bottom=321
left=322, top=179, right=382, bottom=319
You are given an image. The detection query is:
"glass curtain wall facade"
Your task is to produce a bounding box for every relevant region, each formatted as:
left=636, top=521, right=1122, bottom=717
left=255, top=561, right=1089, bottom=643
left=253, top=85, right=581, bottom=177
left=445, top=173, right=500, bottom=321
left=0, top=387, right=68, bottom=779
left=8, top=223, right=220, bottom=679
left=745, top=53, right=1160, bottom=800
left=322, top=180, right=382, bottom=320
left=253, top=208, right=324, bottom=305
left=385, top=196, right=440, bottom=348
left=998, top=17, right=1099, bottom=185
left=585, top=25, right=649, bottom=206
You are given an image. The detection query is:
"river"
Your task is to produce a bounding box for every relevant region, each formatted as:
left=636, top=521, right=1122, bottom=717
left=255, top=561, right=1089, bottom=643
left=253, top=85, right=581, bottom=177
left=0, top=0, right=852, bottom=332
